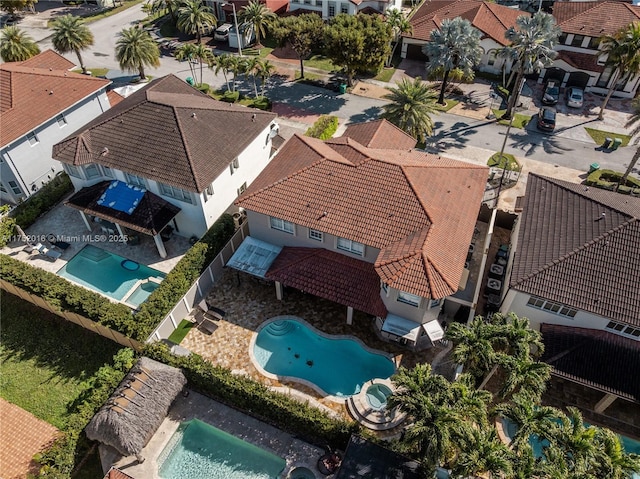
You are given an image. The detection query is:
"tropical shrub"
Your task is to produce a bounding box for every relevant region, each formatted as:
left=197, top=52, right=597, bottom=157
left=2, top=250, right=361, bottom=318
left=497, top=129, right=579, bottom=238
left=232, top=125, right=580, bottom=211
left=11, top=173, right=73, bottom=228
left=305, top=115, right=339, bottom=140
left=586, top=168, right=640, bottom=193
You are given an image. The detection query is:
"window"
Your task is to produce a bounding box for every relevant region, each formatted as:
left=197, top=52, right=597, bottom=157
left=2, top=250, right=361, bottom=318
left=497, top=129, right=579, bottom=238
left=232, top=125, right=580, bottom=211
left=381, top=282, right=389, bottom=295
left=26, top=132, right=38, bottom=146
left=56, top=114, right=67, bottom=127
left=84, top=164, right=101, bottom=179
left=237, top=182, right=247, bottom=196
left=316, top=0, right=323, bottom=6
left=304, top=0, right=311, bottom=4
left=588, top=36, right=600, bottom=49
left=229, top=158, right=240, bottom=175
left=204, top=184, right=214, bottom=202
left=606, top=321, right=640, bottom=339
left=270, top=216, right=295, bottom=234
left=487, top=50, right=497, bottom=66
left=570, top=34, right=584, bottom=47
left=430, top=298, right=442, bottom=309
left=7, top=180, right=22, bottom=195
left=340, top=3, right=348, bottom=13
left=125, top=173, right=146, bottom=188
left=309, top=229, right=323, bottom=242
left=159, top=183, right=193, bottom=204
left=398, top=291, right=421, bottom=307
left=558, top=33, right=568, bottom=45
left=0, top=183, right=6, bottom=193
left=100, top=165, right=113, bottom=178
left=606, top=321, right=626, bottom=332
left=65, top=164, right=82, bottom=178
left=337, top=237, right=365, bottom=256
left=527, top=296, right=577, bottom=318
left=328, top=2, right=335, bottom=17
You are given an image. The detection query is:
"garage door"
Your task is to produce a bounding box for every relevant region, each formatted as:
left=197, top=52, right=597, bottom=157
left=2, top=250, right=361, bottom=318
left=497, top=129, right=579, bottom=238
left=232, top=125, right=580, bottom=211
left=405, top=43, right=428, bottom=61
left=543, top=67, right=566, bottom=83
left=566, top=71, right=590, bottom=89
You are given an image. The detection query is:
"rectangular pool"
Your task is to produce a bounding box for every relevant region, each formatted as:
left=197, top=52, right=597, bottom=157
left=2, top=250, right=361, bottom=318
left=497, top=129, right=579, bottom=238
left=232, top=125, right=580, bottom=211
left=158, top=419, right=285, bottom=479
left=56, top=245, right=165, bottom=307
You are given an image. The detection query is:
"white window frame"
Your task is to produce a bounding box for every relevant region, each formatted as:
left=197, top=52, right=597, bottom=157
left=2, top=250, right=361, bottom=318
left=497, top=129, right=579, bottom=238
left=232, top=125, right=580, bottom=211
left=309, top=229, right=323, bottom=242
left=204, top=184, right=214, bottom=202
left=0, top=183, right=7, bottom=193
left=606, top=321, right=640, bottom=339
left=125, top=173, right=147, bottom=188
left=270, top=216, right=295, bottom=234
left=56, top=114, right=67, bottom=127
left=336, top=237, right=365, bottom=256
left=84, top=164, right=101, bottom=179
left=527, top=296, right=577, bottom=318
left=159, top=182, right=193, bottom=204
left=381, top=282, right=389, bottom=296
left=100, top=165, right=113, bottom=178
left=340, top=3, right=348, bottom=13
left=398, top=291, right=421, bottom=307
left=8, top=180, right=22, bottom=195
left=430, top=298, right=442, bottom=309
left=65, top=164, right=82, bottom=179
left=237, top=182, right=247, bottom=196
left=26, top=131, right=38, bottom=146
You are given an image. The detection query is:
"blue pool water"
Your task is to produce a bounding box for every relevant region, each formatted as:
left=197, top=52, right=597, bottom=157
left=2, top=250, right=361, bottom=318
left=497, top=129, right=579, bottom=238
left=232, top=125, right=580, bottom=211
left=158, top=419, right=285, bottom=479
left=253, top=318, right=395, bottom=397
left=57, top=245, right=164, bottom=307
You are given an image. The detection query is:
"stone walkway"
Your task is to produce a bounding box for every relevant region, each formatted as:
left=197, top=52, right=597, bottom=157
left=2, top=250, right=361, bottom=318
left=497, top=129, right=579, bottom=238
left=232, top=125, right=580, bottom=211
left=0, top=399, right=59, bottom=479
left=181, top=268, right=443, bottom=419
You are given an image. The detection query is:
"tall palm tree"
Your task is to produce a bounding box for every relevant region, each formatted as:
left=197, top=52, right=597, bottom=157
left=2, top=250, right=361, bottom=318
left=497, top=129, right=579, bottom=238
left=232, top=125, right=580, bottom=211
left=380, top=77, right=439, bottom=143
left=423, top=17, right=482, bottom=105
left=212, top=53, right=233, bottom=91
left=243, top=56, right=260, bottom=97
left=499, top=355, right=551, bottom=401
left=500, top=12, right=560, bottom=119
left=176, top=43, right=212, bottom=86
left=619, top=96, right=640, bottom=190
left=592, top=427, right=640, bottom=479
left=386, top=9, right=412, bottom=67
left=0, top=26, right=40, bottom=62
left=495, top=312, right=544, bottom=358
left=239, top=0, right=276, bottom=49
left=255, top=58, right=275, bottom=97
left=553, top=407, right=600, bottom=474
left=115, top=27, right=161, bottom=81
left=451, top=426, right=513, bottom=479
left=177, top=0, right=217, bottom=44
left=597, top=23, right=640, bottom=120
left=51, top=15, right=94, bottom=74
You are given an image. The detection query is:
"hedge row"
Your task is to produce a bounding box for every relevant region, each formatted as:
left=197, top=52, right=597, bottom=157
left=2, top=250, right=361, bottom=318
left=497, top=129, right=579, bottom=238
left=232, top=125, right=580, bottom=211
left=305, top=115, right=339, bottom=140
left=144, top=343, right=361, bottom=448
left=35, top=349, right=134, bottom=478
left=586, top=168, right=640, bottom=195
left=11, top=173, right=73, bottom=228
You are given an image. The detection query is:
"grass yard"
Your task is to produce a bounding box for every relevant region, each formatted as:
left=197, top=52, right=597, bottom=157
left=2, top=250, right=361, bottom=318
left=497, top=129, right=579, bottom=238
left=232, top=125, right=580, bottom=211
left=295, top=71, right=322, bottom=81
left=306, top=54, right=337, bottom=72
left=0, top=292, right=121, bottom=430
left=584, top=128, right=631, bottom=147
left=47, top=0, right=145, bottom=27
left=434, top=99, right=460, bottom=112
left=373, top=67, right=395, bottom=83
left=493, top=109, right=531, bottom=129
left=167, top=319, right=195, bottom=344
left=488, top=152, right=520, bottom=171
left=72, top=68, right=109, bottom=78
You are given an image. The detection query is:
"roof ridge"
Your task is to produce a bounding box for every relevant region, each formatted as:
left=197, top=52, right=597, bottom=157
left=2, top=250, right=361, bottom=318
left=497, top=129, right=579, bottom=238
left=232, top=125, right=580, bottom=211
left=422, top=236, right=458, bottom=294
left=173, top=105, right=201, bottom=191
left=0, top=64, right=108, bottom=81
left=482, top=1, right=511, bottom=31
left=512, top=218, right=637, bottom=287
left=399, top=163, right=434, bottom=223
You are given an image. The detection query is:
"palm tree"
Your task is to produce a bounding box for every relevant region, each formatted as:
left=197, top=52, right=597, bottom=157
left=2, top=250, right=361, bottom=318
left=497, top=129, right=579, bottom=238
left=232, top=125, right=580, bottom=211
left=256, top=58, right=275, bottom=97
left=149, top=0, right=180, bottom=22
left=175, top=43, right=212, bottom=86
left=552, top=407, right=600, bottom=474
left=380, top=77, right=439, bottom=143
left=495, top=312, right=544, bottom=358
left=51, top=15, right=94, bottom=74
left=212, top=53, right=233, bottom=91
left=451, top=426, right=513, bottom=479
left=0, top=26, right=40, bottom=62
left=597, top=23, right=640, bottom=120
left=239, top=0, right=276, bottom=49
left=177, top=0, right=217, bottom=44
left=244, top=56, right=260, bottom=97
left=386, top=9, right=412, bottom=67
left=500, top=12, right=560, bottom=119
left=592, top=427, right=640, bottom=479
left=619, top=96, right=640, bottom=190
left=115, top=27, right=161, bottom=81
left=499, top=355, right=551, bottom=401
left=423, top=17, right=482, bottom=105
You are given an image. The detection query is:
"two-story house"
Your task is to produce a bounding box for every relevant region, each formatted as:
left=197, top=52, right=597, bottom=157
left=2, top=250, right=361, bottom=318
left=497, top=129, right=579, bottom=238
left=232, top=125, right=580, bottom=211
left=231, top=119, right=488, bottom=349
left=1, top=50, right=115, bottom=205
left=52, top=74, right=279, bottom=258
left=287, top=0, right=401, bottom=20
left=500, top=174, right=640, bottom=412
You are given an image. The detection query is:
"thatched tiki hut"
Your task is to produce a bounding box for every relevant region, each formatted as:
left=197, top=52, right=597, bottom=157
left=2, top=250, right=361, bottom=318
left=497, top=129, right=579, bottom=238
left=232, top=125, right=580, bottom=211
left=85, top=357, right=186, bottom=462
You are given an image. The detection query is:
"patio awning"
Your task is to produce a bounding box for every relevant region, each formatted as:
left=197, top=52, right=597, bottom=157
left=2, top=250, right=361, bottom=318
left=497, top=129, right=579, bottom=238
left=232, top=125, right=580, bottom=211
left=65, top=181, right=180, bottom=236
left=381, top=314, right=422, bottom=342
left=265, top=246, right=388, bottom=318
left=336, top=435, right=421, bottom=479
left=226, top=236, right=282, bottom=278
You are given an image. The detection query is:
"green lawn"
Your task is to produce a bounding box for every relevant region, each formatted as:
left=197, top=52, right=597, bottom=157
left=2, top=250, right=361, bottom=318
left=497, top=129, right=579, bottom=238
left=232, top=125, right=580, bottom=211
left=295, top=71, right=322, bottom=82
left=434, top=99, right=460, bottom=112
left=47, top=0, right=145, bottom=27
left=584, top=128, right=631, bottom=147
left=72, top=68, right=109, bottom=78
left=493, top=109, right=531, bottom=129
left=306, top=54, right=337, bottom=72
left=488, top=152, right=520, bottom=171
left=167, top=319, right=195, bottom=344
left=373, top=67, right=395, bottom=83
left=0, top=292, right=121, bottom=430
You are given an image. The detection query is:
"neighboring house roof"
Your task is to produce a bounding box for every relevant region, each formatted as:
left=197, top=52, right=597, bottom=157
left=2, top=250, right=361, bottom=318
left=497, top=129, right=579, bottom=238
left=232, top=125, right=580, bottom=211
left=541, top=323, right=640, bottom=402
left=0, top=50, right=110, bottom=148
left=406, top=0, right=523, bottom=46
left=336, top=435, right=421, bottom=479
left=341, top=119, right=416, bottom=150
left=52, top=75, right=276, bottom=193
left=103, top=468, right=135, bottom=479
left=554, top=1, right=640, bottom=38
left=237, top=130, right=487, bottom=299
left=106, top=90, right=125, bottom=107
left=510, top=174, right=640, bottom=326
left=556, top=50, right=604, bottom=73
left=265, top=247, right=388, bottom=317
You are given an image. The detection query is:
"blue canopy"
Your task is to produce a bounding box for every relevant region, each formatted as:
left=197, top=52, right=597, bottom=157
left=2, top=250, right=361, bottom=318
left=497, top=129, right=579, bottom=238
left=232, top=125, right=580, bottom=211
left=97, top=180, right=146, bottom=215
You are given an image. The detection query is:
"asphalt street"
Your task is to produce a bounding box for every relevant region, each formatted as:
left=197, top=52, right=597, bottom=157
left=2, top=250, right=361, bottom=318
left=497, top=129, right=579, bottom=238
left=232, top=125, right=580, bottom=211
left=27, top=3, right=637, bottom=175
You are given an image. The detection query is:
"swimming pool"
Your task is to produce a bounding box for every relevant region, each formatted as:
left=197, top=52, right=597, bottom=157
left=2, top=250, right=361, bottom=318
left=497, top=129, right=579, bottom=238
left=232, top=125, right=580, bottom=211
left=56, top=245, right=165, bottom=307
left=158, top=419, right=285, bottom=479
left=252, top=317, right=395, bottom=397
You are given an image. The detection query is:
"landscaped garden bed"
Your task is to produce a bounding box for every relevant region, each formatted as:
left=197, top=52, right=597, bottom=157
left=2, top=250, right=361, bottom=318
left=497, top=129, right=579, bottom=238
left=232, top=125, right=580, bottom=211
left=586, top=168, right=640, bottom=194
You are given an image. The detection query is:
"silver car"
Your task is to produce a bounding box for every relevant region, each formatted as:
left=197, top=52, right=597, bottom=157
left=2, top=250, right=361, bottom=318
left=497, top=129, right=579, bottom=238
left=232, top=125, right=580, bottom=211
left=566, top=87, right=584, bottom=108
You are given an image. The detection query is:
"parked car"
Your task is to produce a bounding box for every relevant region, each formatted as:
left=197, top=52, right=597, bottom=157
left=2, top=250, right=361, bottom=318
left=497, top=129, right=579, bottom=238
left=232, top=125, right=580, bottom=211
left=566, top=86, right=584, bottom=108
left=541, top=80, right=560, bottom=105
left=537, top=106, right=557, bottom=132
left=214, top=24, right=233, bottom=42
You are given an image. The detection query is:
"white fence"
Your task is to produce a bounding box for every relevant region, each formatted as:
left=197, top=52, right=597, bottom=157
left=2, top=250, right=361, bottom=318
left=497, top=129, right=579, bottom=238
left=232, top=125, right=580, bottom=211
left=147, top=221, right=249, bottom=342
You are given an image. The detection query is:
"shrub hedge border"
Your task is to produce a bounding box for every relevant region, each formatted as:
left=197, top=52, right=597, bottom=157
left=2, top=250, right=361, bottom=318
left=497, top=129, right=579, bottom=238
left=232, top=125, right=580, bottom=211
left=586, top=168, right=640, bottom=195
left=11, top=173, right=73, bottom=228
left=305, top=115, right=339, bottom=140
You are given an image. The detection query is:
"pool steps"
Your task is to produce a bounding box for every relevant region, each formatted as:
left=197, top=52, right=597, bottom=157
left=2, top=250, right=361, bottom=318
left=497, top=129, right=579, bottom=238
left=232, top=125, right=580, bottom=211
left=80, top=245, right=110, bottom=262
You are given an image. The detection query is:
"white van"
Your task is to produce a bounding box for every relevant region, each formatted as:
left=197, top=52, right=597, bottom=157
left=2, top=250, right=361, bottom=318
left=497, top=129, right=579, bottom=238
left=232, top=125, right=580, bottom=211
left=214, top=24, right=233, bottom=41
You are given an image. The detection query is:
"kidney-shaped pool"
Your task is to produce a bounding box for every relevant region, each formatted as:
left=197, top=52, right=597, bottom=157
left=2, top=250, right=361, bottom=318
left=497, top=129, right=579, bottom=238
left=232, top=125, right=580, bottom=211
left=252, top=317, right=395, bottom=397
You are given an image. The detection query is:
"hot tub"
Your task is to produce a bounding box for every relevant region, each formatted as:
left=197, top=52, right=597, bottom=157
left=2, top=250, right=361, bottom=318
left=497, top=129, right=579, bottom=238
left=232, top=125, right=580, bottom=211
left=365, top=383, right=392, bottom=410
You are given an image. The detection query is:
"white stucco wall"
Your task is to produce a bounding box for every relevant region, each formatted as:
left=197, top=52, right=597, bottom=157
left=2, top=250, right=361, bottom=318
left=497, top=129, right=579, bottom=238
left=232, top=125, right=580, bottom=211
left=0, top=90, right=110, bottom=205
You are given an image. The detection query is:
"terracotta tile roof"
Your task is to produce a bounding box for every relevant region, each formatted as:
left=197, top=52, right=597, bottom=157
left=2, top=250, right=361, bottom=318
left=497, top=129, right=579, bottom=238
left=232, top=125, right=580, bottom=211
left=510, top=174, right=640, bottom=326
left=342, top=119, right=416, bottom=150
left=52, top=75, right=276, bottom=192
left=106, top=90, right=125, bottom=107
left=407, top=0, right=523, bottom=46
left=238, top=125, right=487, bottom=299
left=554, top=1, right=640, bottom=37
left=556, top=50, right=604, bottom=73
left=0, top=50, right=110, bottom=147
left=266, top=247, right=388, bottom=317
left=541, top=324, right=640, bottom=402
left=104, top=468, right=135, bottom=479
